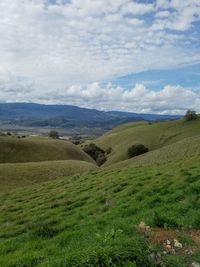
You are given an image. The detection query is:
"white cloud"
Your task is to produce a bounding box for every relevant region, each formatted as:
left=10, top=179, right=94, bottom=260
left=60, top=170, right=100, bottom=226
left=1, top=75, right=199, bottom=115
left=0, top=0, right=199, bottom=114
left=121, top=2, right=155, bottom=15
left=155, top=0, right=200, bottom=31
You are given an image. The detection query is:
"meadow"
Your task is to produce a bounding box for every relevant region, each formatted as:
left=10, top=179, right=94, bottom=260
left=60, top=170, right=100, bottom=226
left=0, top=118, right=200, bottom=266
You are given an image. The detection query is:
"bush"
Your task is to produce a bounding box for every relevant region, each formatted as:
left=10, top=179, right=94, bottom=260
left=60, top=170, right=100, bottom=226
left=128, top=144, right=149, bottom=158
left=184, top=109, right=198, bottom=121
left=83, top=143, right=107, bottom=166
left=105, top=147, right=112, bottom=155
left=96, top=153, right=107, bottom=166
left=49, top=130, right=59, bottom=139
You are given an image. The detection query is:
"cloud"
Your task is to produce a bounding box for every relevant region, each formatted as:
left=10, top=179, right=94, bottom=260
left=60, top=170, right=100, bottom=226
left=154, top=0, right=200, bottom=31
left=0, top=0, right=199, bottom=113
left=1, top=74, right=199, bottom=115
left=0, top=1, right=199, bottom=84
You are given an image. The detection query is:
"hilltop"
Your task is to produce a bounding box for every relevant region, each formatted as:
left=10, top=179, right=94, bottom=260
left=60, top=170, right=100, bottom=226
left=0, top=135, right=94, bottom=164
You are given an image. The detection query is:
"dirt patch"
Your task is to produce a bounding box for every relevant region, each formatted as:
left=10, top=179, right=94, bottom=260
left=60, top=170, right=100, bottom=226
left=144, top=227, right=200, bottom=256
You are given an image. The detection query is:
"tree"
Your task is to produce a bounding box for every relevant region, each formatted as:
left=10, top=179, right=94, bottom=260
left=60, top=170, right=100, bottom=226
left=49, top=130, right=59, bottom=139
left=83, top=143, right=107, bottom=166
left=128, top=144, right=149, bottom=158
left=184, top=109, right=198, bottom=121
left=105, top=147, right=112, bottom=155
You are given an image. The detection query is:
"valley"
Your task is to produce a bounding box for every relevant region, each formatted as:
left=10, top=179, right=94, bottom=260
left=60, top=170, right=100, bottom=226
left=0, top=116, right=200, bottom=266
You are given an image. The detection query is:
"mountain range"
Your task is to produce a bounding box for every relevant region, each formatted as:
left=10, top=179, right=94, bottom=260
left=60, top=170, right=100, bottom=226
left=0, top=103, right=181, bottom=130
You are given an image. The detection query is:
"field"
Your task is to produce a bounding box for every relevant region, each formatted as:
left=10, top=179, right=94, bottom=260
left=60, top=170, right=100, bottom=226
left=0, top=118, right=200, bottom=266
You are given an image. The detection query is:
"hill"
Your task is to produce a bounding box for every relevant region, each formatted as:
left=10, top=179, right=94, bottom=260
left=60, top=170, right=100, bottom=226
left=0, top=153, right=200, bottom=266
left=1, top=118, right=200, bottom=266
left=113, top=135, right=200, bottom=169
left=0, top=136, right=94, bottom=164
left=92, top=118, right=200, bottom=166
left=0, top=160, right=97, bottom=191
left=0, top=103, right=180, bottom=130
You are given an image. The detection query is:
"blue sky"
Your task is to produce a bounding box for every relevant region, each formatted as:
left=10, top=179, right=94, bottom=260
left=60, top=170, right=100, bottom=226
left=0, top=0, right=199, bottom=114
left=110, top=63, right=200, bottom=91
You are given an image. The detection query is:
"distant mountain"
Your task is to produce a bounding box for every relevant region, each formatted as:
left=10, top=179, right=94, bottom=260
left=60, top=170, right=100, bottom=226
left=107, top=111, right=180, bottom=121
left=0, top=103, right=181, bottom=130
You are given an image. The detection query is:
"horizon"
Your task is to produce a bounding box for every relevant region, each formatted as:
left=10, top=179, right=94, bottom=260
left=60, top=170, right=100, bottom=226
left=0, top=0, right=199, bottom=114
left=0, top=101, right=183, bottom=116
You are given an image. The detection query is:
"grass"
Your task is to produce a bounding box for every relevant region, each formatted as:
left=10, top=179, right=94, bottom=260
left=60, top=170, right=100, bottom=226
left=90, top=118, right=200, bottom=166
left=0, top=160, right=97, bottom=191
left=0, top=136, right=94, bottom=164
left=1, top=118, right=200, bottom=266
left=0, top=153, right=200, bottom=266
left=113, top=135, right=200, bottom=169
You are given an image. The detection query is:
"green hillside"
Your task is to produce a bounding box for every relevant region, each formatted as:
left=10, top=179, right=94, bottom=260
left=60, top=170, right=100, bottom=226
left=0, top=153, right=200, bottom=266
left=113, top=135, right=200, bottom=169
left=1, top=118, right=200, bottom=266
left=0, top=136, right=94, bottom=164
left=93, top=118, right=200, bottom=166
left=0, top=160, right=97, bottom=191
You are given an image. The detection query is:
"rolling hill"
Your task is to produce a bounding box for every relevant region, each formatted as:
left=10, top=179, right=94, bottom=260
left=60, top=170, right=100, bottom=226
left=0, top=117, right=200, bottom=266
left=113, top=135, right=200, bottom=169
left=91, top=118, right=200, bottom=166
left=0, top=150, right=200, bottom=266
left=0, top=136, right=94, bottom=164
left=0, top=160, right=97, bottom=191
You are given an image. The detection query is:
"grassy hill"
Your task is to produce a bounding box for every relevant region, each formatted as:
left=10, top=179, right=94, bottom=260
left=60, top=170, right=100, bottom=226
left=1, top=118, right=200, bottom=266
left=0, top=153, right=200, bottom=266
left=92, top=118, right=200, bottom=166
left=0, top=136, right=94, bottom=164
left=112, top=135, right=200, bottom=169
left=0, top=160, right=97, bottom=191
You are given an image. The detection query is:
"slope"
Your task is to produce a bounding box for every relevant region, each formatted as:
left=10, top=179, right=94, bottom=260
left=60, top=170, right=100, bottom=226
left=113, top=135, right=200, bottom=169
left=0, top=160, right=97, bottom=191
left=0, top=136, right=94, bottom=164
left=93, top=118, right=200, bottom=166
left=0, top=153, right=200, bottom=266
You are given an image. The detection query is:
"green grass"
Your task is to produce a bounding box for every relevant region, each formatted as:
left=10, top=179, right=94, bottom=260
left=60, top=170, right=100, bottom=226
left=91, top=118, right=200, bottom=166
left=1, top=118, right=200, bottom=266
left=0, top=136, right=94, bottom=164
left=0, top=160, right=97, bottom=191
left=113, top=135, right=200, bottom=169
left=0, top=153, right=200, bottom=266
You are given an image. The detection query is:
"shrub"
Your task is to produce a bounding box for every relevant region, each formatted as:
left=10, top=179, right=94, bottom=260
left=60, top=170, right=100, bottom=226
left=49, top=130, right=59, bottom=139
left=128, top=144, right=149, bottom=158
left=184, top=109, right=198, bottom=121
left=96, top=153, right=107, bottom=166
left=105, top=147, right=112, bottom=155
left=83, top=143, right=107, bottom=166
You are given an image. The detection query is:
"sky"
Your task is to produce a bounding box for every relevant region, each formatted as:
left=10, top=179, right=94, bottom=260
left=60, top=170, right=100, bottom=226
left=0, top=0, right=200, bottom=114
